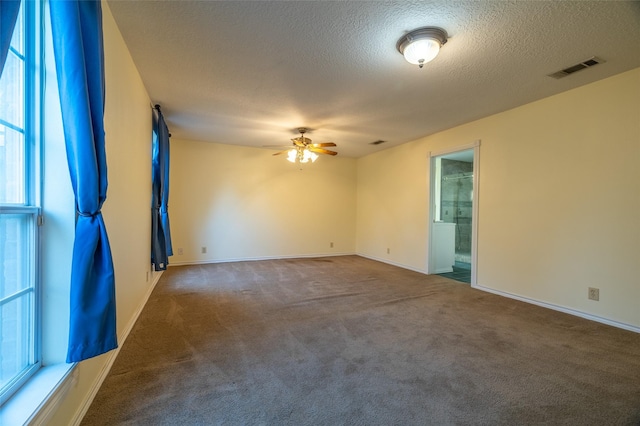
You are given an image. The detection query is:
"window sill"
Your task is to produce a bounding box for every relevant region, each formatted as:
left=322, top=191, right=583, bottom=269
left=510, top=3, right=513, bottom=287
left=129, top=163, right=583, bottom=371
left=1, top=363, right=76, bottom=426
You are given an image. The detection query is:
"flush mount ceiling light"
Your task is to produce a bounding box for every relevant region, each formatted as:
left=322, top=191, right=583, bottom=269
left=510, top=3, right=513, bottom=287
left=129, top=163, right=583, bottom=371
left=396, top=27, right=448, bottom=68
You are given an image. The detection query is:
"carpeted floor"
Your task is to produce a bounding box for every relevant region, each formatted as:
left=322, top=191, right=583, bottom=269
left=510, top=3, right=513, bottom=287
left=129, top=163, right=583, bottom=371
left=81, top=256, right=640, bottom=425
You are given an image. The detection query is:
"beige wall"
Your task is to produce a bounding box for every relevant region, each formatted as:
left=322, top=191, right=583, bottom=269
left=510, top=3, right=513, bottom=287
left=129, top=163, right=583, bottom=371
left=169, top=140, right=357, bottom=263
left=357, top=141, right=431, bottom=271
left=48, top=2, right=156, bottom=424
left=357, top=68, right=640, bottom=328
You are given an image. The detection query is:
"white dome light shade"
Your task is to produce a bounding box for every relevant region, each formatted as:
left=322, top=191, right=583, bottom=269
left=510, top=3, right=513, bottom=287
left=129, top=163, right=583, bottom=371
left=396, top=27, right=448, bottom=68
left=402, top=38, right=440, bottom=66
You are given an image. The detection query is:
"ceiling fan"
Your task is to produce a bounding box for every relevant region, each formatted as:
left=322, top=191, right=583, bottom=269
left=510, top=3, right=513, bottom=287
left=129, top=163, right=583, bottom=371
left=270, top=128, right=338, bottom=163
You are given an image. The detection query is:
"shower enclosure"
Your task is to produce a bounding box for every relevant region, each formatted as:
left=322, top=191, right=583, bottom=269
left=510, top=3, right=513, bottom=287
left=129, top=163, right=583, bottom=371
left=440, top=159, right=473, bottom=268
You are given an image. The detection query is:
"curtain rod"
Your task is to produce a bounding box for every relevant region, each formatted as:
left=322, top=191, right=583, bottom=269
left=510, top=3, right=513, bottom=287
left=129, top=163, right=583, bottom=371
left=151, top=104, right=172, bottom=137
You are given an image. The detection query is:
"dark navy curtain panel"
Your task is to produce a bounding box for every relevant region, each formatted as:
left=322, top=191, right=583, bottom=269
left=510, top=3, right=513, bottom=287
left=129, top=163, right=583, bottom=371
left=50, top=0, right=117, bottom=362
left=0, top=0, right=21, bottom=75
left=151, top=107, right=173, bottom=270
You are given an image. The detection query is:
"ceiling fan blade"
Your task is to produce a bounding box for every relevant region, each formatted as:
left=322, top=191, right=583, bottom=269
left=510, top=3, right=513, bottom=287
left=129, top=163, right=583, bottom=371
left=309, top=142, right=336, bottom=148
left=308, top=147, right=338, bottom=156
left=272, top=150, right=290, bottom=156
left=263, top=144, right=292, bottom=148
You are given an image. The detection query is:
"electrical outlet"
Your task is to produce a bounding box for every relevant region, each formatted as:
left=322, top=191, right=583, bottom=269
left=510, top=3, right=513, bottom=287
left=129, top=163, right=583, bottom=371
left=201, top=246, right=207, bottom=254
left=588, top=287, right=599, bottom=301
left=177, top=248, right=183, bottom=255
left=387, top=248, right=390, bottom=254
left=330, top=242, right=334, bottom=248
left=146, top=271, right=149, bottom=282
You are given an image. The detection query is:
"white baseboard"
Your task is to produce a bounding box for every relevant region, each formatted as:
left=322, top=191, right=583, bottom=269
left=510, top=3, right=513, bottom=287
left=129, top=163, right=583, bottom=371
left=357, top=253, right=639, bottom=334
left=70, top=271, right=164, bottom=426
left=168, top=252, right=356, bottom=267
left=472, top=283, right=640, bottom=334
left=356, top=253, right=428, bottom=275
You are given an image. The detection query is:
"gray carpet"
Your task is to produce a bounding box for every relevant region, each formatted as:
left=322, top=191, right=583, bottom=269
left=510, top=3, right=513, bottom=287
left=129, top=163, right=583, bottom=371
left=81, top=256, right=640, bottom=425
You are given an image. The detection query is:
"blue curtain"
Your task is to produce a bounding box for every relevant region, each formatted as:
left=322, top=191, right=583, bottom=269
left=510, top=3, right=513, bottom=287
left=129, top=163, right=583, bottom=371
left=0, top=0, right=21, bottom=76
left=50, top=0, right=117, bottom=363
left=151, top=106, right=172, bottom=270
left=159, top=113, right=173, bottom=258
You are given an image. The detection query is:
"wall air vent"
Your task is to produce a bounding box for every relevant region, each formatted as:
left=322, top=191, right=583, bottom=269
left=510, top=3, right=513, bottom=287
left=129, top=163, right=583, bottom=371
left=370, top=140, right=386, bottom=145
left=548, top=57, right=605, bottom=79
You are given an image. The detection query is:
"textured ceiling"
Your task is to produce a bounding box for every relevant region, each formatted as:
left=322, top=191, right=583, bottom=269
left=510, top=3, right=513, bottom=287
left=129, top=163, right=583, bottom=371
left=107, top=1, right=640, bottom=158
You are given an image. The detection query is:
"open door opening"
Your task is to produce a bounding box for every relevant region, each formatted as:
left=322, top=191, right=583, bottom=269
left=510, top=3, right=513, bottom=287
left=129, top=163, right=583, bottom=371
left=428, top=142, right=479, bottom=285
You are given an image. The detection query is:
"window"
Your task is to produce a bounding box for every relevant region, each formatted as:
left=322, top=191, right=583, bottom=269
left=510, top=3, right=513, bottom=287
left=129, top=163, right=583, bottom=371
left=0, top=1, right=42, bottom=405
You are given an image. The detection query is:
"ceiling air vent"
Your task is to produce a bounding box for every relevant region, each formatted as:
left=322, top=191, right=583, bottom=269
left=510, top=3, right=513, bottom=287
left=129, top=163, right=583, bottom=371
left=548, top=57, right=605, bottom=79
left=370, top=140, right=386, bottom=145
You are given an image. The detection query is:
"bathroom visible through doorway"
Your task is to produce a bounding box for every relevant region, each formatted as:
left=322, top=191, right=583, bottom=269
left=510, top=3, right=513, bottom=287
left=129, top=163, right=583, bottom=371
left=428, top=142, right=479, bottom=284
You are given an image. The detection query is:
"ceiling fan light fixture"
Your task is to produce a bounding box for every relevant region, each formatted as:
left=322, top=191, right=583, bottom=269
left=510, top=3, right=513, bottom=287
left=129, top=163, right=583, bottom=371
left=274, top=127, right=337, bottom=163
left=287, top=146, right=319, bottom=163
left=397, top=27, right=448, bottom=68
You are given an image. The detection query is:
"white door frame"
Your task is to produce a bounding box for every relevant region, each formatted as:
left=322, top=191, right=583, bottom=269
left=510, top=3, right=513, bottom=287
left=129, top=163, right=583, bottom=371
left=427, top=140, right=480, bottom=285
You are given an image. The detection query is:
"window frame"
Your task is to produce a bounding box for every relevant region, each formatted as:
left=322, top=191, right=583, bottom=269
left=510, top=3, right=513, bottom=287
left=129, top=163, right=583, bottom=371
left=0, top=0, right=43, bottom=406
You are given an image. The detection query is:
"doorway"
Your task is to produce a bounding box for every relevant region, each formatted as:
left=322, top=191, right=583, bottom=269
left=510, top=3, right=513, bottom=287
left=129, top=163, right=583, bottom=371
left=428, top=141, right=479, bottom=285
